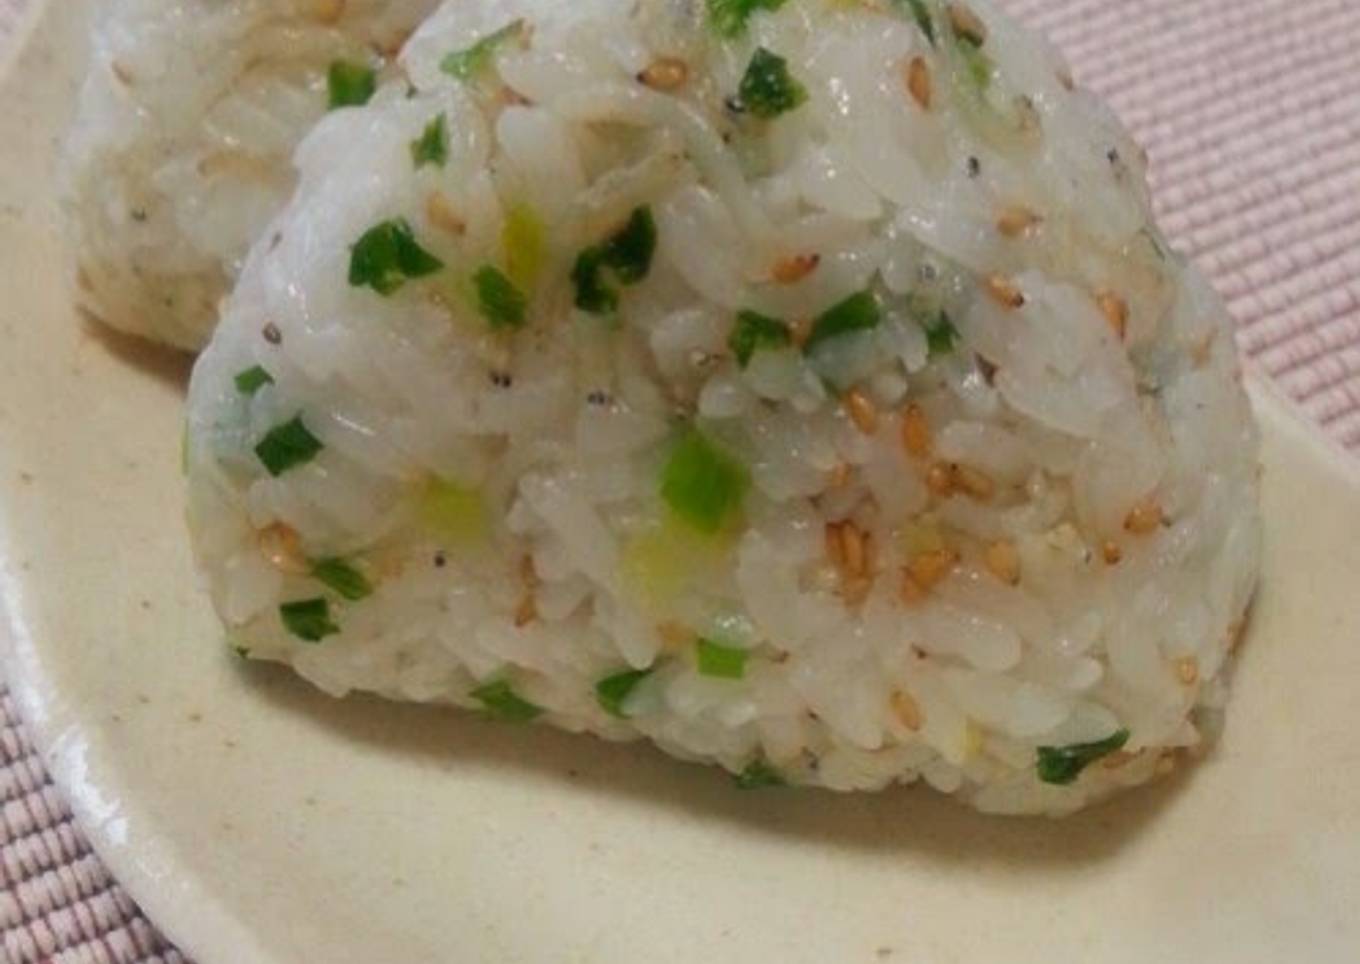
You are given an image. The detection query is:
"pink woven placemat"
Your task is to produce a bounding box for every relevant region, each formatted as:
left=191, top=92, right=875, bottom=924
left=2, top=0, right=1358, bottom=961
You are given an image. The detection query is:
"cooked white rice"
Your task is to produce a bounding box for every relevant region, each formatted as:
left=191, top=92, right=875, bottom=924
left=184, top=0, right=1261, bottom=814
left=61, top=0, right=436, bottom=350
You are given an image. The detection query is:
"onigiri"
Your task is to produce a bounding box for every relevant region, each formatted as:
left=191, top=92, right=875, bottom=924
left=183, top=0, right=1261, bottom=815
left=62, top=0, right=437, bottom=350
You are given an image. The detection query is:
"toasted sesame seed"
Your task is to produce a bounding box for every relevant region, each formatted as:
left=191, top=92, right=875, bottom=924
left=891, top=690, right=923, bottom=731
left=257, top=523, right=307, bottom=574
left=1155, top=752, right=1176, bottom=777
left=903, top=56, right=931, bottom=110
left=926, top=461, right=954, bottom=497
left=844, top=388, right=879, bottom=435
left=1057, top=67, right=1075, bottom=90
left=513, top=595, right=537, bottom=627
left=426, top=191, right=466, bottom=236
left=790, top=316, right=814, bottom=348
left=951, top=463, right=995, bottom=502
left=908, top=549, right=957, bottom=590
left=520, top=554, right=538, bottom=587
left=305, top=0, right=346, bottom=25
left=901, top=404, right=931, bottom=458
left=1097, top=290, right=1129, bottom=340
left=637, top=56, right=689, bottom=91
left=948, top=2, right=988, bottom=45
left=1175, top=656, right=1199, bottom=685
left=111, top=61, right=135, bottom=86
left=1191, top=333, right=1215, bottom=368
left=825, top=522, right=846, bottom=567
left=899, top=571, right=927, bottom=605
left=841, top=575, right=873, bottom=606
left=828, top=462, right=852, bottom=488
left=985, top=274, right=1025, bottom=309
left=984, top=540, right=1021, bottom=585
left=1228, top=619, right=1246, bottom=651
left=1101, top=540, right=1123, bottom=565
left=841, top=522, right=868, bottom=577
left=997, top=204, right=1041, bottom=238
left=1124, top=497, right=1164, bottom=534
left=770, top=253, right=821, bottom=284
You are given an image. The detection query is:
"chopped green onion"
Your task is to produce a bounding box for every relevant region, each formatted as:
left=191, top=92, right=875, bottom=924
left=571, top=247, right=616, bottom=315
left=901, top=0, right=937, bottom=45
left=410, top=113, right=448, bottom=169
left=728, top=310, right=791, bottom=368
left=471, top=679, right=543, bottom=722
left=348, top=219, right=444, bottom=295
left=502, top=202, right=546, bottom=288
left=595, top=668, right=652, bottom=718
left=234, top=365, right=273, bottom=395
left=310, top=557, right=373, bottom=601
left=957, top=38, right=993, bottom=91
left=804, top=291, right=882, bottom=354
left=734, top=758, right=785, bottom=789
left=420, top=477, right=488, bottom=545
left=1036, top=729, right=1130, bottom=785
left=706, top=0, right=788, bottom=38
left=736, top=47, right=808, bottom=120
left=696, top=638, right=748, bottom=679
left=280, top=598, right=339, bottom=643
left=232, top=644, right=251, bottom=660
left=327, top=60, right=376, bottom=109
left=440, top=20, right=524, bottom=81
left=923, top=310, right=959, bottom=357
left=660, top=429, right=749, bottom=534
left=473, top=265, right=527, bottom=330
left=255, top=415, right=323, bottom=477
left=571, top=206, right=657, bottom=315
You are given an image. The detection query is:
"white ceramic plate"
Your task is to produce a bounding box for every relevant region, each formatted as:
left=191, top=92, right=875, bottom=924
left=3, top=4, right=1359, bottom=962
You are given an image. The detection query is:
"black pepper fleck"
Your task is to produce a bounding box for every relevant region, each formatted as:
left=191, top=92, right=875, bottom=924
left=130, top=208, right=148, bottom=223
left=262, top=322, right=282, bottom=345
left=967, top=156, right=982, bottom=178
left=724, top=95, right=746, bottom=114
left=490, top=371, right=513, bottom=388
left=586, top=390, right=611, bottom=406
left=433, top=551, right=447, bottom=568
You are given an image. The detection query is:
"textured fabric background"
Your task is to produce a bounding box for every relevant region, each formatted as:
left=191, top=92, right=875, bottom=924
left=2, top=0, right=1358, bottom=961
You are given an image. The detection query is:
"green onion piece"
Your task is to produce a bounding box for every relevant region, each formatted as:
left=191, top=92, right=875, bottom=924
left=660, top=429, right=749, bottom=534
left=473, top=265, right=528, bottom=330
left=310, top=557, right=373, bottom=601
left=958, top=39, right=993, bottom=90
left=696, top=638, right=748, bottom=679
left=706, top=0, right=788, bottom=38
left=255, top=415, right=323, bottom=477
left=734, top=758, right=785, bottom=789
left=604, top=206, right=657, bottom=284
left=595, top=668, right=652, bottom=718
left=440, top=20, right=524, bottom=81
left=804, top=291, right=882, bottom=354
left=737, top=47, right=808, bottom=120
left=327, top=60, right=376, bottom=109
left=410, top=113, right=448, bottom=169
left=348, top=218, right=444, bottom=295
left=420, top=477, right=489, bottom=545
left=471, top=679, right=543, bottom=722
left=923, top=310, right=959, bottom=357
left=571, top=247, right=616, bottom=315
left=234, top=365, right=274, bottom=396
left=232, top=644, right=251, bottom=660
left=902, top=0, right=937, bottom=45
left=280, top=598, right=339, bottom=642
left=571, top=206, right=657, bottom=315
left=1036, top=728, right=1130, bottom=785
left=728, top=310, right=791, bottom=368
left=502, top=202, right=546, bottom=289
